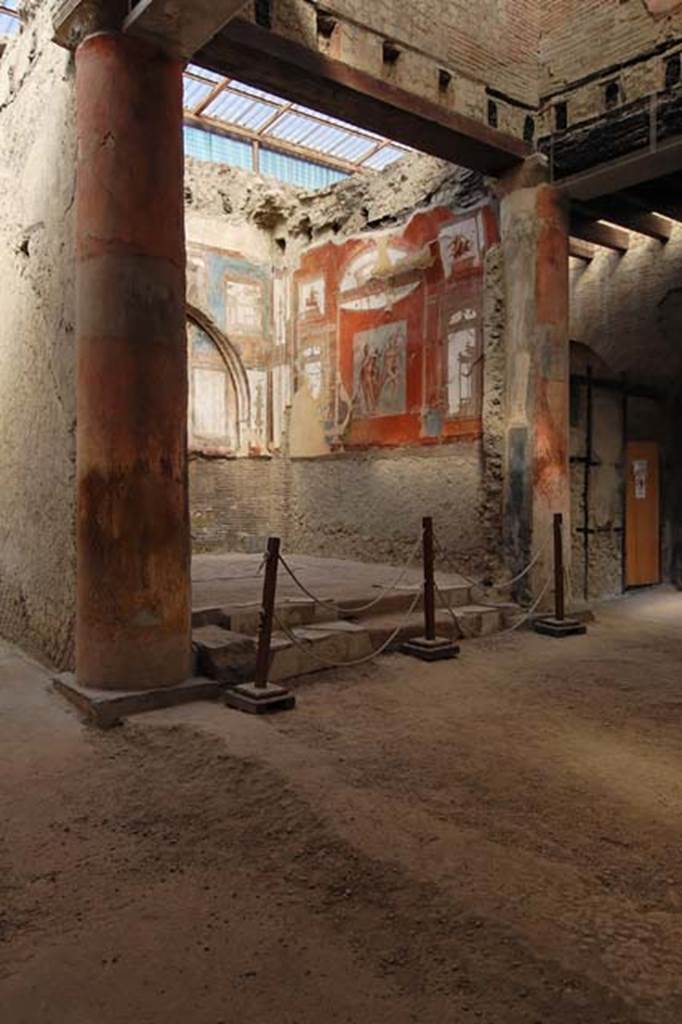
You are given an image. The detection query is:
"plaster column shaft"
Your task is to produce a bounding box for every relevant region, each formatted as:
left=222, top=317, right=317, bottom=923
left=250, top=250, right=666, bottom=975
left=75, top=32, right=191, bottom=690
left=500, top=169, right=570, bottom=600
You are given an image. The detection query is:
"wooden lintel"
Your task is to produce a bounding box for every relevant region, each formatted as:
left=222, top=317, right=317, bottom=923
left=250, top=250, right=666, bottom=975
left=557, top=134, right=682, bottom=202
left=570, top=213, right=630, bottom=253
left=576, top=197, right=672, bottom=242
left=623, top=176, right=682, bottom=223
left=569, top=237, right=597, bottom=261
left=124, top=0, right=250, bottom=59
left=195, top=18, right=529, bottom=175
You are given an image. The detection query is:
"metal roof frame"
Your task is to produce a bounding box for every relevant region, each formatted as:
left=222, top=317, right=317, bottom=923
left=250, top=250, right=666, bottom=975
left=183, top=64, right=410, bottom=176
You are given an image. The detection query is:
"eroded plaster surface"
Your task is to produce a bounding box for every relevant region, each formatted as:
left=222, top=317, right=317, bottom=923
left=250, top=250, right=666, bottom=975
left=0, top=5, right=76, bottom=668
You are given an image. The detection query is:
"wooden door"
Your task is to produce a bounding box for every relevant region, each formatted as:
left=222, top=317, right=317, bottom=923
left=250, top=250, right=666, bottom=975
left=625, top=441, right=661, bottom=587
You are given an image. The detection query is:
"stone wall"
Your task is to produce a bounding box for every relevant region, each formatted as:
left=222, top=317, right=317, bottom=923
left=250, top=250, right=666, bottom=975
left=0, top=3, right=77, bottom=668
left=568, top=227, right=682, bottom=599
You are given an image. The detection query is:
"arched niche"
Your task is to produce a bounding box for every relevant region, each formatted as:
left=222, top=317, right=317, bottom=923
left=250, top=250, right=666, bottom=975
left=186, top=305, right=251, bottom=453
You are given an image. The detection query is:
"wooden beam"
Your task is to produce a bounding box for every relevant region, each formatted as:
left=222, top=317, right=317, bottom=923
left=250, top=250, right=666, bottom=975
left=623, top=176, right=682, bottom=223
left=124, top=0, right=251, bottom=59
left=557, top=134, right=682, bottom=202
left=570, top=213, right=630, bottom=252
left=195, top=18, right=528, bottom=175
left=569, top=237, right=597, bottom=261
left=576, top=196, right=672, bottom=241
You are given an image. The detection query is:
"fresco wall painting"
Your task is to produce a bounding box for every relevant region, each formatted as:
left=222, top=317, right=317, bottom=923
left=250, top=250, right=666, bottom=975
left=186, top=202, right=496, bottom=461
left=291, top=204, right=495, bottom=451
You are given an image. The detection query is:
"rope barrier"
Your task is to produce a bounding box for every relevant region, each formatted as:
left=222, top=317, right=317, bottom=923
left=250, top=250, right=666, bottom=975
left=433, top=526, right=552, bottom=595
left=272, top=585, right=425, bottom=669
left=435, top=574, right=552, bottom=639
left=486, top=576, right=553, bottom=637
left=277, top=531, right=424, bottom=616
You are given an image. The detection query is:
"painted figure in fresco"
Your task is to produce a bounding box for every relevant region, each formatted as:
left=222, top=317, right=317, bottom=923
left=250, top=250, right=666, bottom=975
left=382, top=329, right=402, bottom=406
left=304, top=285, right=322, bottom=315
left=359, top=342, right=382, bottom=413
left=448, top=233, right=473, bottom=263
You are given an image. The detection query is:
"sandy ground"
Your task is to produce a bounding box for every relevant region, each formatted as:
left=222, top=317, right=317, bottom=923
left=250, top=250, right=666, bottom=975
left=2, top=587, right=682, bottom=1023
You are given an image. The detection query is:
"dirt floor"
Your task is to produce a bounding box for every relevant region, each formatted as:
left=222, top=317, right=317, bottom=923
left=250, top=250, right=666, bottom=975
left=2, top=587, right=682, bottom=1023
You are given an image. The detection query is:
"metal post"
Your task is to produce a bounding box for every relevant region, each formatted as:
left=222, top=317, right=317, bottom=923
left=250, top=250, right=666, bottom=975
left=254, top=536, right=281, bottom=689
left=423, top=516, right=436, bottom=642
left=553, top=513, right=565, bottom=622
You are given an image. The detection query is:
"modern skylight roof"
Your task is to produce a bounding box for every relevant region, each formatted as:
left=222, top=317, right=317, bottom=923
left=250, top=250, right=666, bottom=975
left=0, top=1, right=20, bottom=39
left=183, top=64, right=411, bottom=177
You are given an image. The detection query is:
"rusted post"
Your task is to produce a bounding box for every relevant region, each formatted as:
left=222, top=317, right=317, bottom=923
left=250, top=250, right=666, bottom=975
left=254, top=536, right=281, bottom=689
left=533, top=512, right=586, bottom=637
left=553, top=513, right=565, bottom=622
left=401, top=517, right=459, bottom=661
left=423, top=516, right=436, bottom=642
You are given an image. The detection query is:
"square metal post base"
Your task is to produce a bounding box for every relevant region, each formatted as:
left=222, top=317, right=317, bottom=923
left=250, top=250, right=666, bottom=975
left=400, top=636, right=460, bottom=662
left=224, top=681, right=296, bottom=714
left=533, top=617, right=587, bottom=638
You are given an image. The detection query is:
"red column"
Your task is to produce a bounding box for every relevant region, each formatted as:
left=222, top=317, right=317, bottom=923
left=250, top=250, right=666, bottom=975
left=75, top=32, right=191, bottom=690
left=500, top=161, right=570, bottom=600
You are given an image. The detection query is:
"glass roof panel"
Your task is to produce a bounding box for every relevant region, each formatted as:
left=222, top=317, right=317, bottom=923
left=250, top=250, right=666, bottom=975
left=181, top=69, right=410, bottom=175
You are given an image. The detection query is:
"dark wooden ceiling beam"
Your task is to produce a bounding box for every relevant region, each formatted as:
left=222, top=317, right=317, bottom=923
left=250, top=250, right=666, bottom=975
left=570, top=213, right=630, bottom=253
left=621, top=175, right=682, bottom=223
left=575, top=197, right=672, bottom=241
left=195, top=18, right=529, bottom=175
left=557, top=135, right=682, bottom=202
left=569, top=237, right=597, bottom=261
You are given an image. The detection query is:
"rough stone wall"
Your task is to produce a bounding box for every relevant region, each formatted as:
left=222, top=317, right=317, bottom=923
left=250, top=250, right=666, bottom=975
left=0, top=3, right=77, bottom=668
left=286, top=444, right=486, bottom=574
left=570, top=227, right=682, bottom=392
left=569, top=229, right=682, bottom=597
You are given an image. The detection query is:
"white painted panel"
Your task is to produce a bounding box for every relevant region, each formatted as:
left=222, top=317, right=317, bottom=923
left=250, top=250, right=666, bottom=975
left=193, top=367, right=227, bottom=439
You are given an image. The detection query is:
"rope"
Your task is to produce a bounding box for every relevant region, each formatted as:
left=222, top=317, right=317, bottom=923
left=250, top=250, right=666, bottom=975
left=433, top=527, right=552, bottom=594
left=272, top=586, right=424, bottom=669
left=486, top=576, right=553, bottom=638
left=277, top=531, right=423, bottom=616
left=435, top=573, right=553, bottom=640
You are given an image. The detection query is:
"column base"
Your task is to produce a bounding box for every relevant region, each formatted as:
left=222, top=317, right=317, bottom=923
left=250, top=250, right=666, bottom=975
left=224, top=681, right=296, bottom=715
left=533, top=617, right=587, bottom=638
left=400, top=636, right=460, bottom=661
left=53, top=673, right=223, bottom=729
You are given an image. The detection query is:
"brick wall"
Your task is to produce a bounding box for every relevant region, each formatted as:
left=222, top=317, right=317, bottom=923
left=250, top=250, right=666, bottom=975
left=265, top=0, right=541, bottom=140
left=542, top=0, right=682, bottom=93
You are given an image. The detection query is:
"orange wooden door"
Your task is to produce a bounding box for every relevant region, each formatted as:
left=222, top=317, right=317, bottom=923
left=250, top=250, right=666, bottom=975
left=625, top=441, right=661, bottom=587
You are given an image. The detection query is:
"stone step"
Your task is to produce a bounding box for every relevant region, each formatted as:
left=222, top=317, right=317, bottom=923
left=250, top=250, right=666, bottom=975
left=361, top=603, right=517, bottom=647
left=192, top=620, right=373, bottom=685
left=192, top=582, right=474, bottom=636
left=338, top=583, right=473, bottom=620
left=191, top=597, right=338, bottom=634
left=193, top=600, right=518, bottom=686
